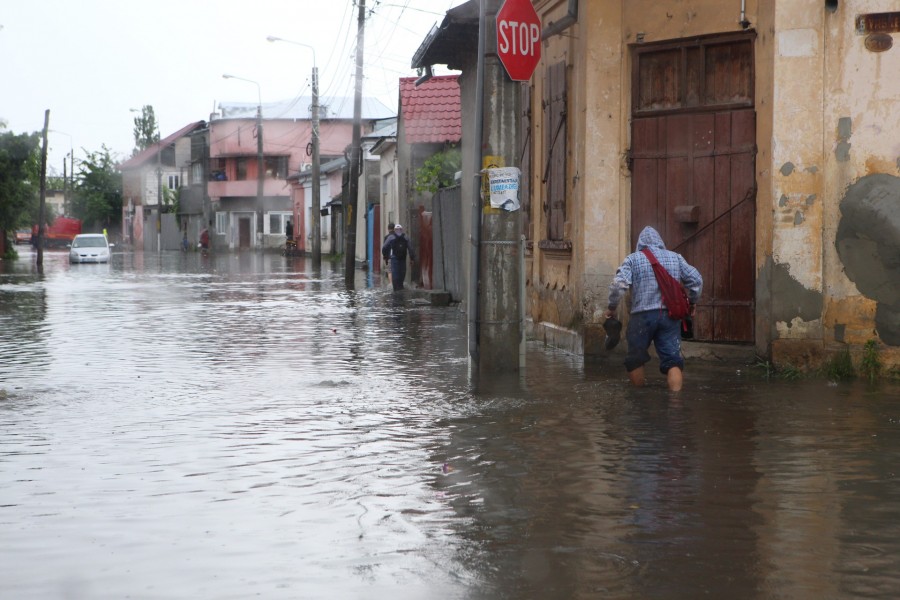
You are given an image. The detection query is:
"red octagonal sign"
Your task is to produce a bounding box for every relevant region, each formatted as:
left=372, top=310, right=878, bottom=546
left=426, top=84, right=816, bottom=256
left=496, top=0, right=542, bottom=81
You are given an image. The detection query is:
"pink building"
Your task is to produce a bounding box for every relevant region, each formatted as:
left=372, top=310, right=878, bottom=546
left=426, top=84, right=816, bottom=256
left=208, top=97, right=394, bottom=251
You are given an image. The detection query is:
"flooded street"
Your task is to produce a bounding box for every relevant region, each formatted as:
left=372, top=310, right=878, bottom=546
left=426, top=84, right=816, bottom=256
left=3, top=247, right=900, bottom=599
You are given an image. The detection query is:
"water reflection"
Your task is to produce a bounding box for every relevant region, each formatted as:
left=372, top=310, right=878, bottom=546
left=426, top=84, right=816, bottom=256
left=1, top=249, right=900, bottom=599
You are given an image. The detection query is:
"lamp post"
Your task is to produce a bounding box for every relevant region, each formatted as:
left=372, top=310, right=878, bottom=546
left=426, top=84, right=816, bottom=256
left=223, top=74, right=265, bottom=245
left=267, top=36, right=321, bottom=267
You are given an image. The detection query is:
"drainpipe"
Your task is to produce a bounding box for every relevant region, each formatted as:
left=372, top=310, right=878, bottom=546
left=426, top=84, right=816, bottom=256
left=468, top=0, right=487, bottom=366
left=739, top=0, right=751, bottom=29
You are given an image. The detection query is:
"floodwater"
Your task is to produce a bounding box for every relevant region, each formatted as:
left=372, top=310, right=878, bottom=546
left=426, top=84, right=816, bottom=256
left=2, top=247, right=900, bottom=600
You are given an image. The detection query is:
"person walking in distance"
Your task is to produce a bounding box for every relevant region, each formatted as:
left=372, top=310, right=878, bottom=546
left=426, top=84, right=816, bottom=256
left=382, top=224, right=416, bottom=291
left=604, top=226, right=702, bottom=392
left=383, top=222, right=395, bottom=285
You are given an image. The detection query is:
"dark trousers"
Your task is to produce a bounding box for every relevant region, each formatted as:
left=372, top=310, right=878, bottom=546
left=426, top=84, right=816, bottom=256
left=390, top=257, right=407, bottom=290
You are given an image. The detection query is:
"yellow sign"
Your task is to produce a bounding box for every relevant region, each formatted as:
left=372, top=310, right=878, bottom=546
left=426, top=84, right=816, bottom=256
left=482, top=155, right=505, bottom=214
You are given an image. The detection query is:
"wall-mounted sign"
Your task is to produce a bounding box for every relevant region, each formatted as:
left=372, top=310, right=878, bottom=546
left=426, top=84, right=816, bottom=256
left=856, top=12, right=900, bottom=35
left=865, top=33, right=893, bottom=53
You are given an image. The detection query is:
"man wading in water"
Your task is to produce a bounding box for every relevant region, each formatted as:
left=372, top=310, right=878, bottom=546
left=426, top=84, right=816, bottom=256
left=604, top=226, right=702, bottom=392
left=382, top=224, right=416, bottom=291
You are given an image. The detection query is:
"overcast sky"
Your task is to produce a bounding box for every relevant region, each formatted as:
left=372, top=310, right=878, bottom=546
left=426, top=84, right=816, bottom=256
left=1, top=0, right=462, bottom=176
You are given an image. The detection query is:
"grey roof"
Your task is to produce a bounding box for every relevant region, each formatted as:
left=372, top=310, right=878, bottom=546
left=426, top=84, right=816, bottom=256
left=289, top=156, right=348, bottom=183
left=218, top=96, right=395, bottom=121
left=363, top=120, right=398, bottom=140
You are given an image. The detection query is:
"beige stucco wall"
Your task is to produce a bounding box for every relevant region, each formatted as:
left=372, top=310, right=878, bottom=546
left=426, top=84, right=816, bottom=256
left=768, top=0, right=900, bottom=368
left=822, top=0, right=900, bottom=345
left=527, top=0, right=900, bottom=368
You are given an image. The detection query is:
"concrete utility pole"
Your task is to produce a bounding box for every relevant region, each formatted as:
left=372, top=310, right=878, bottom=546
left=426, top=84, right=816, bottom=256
left=156, top=123, right=162, bottom=253
left=475, top=0, right=524, bottom=372
left=310, top=65, right=321, bottom=267
left=345, top=0, right=366, bottom=286
left=37, top=110, right=50, bottom=268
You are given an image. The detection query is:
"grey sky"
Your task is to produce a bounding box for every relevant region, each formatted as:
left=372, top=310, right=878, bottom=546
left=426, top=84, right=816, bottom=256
left=1, top=0, right=460, bottom=175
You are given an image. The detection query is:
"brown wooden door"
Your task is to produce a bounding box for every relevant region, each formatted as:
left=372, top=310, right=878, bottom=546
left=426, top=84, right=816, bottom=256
left=631, top=33, right=756, bottom=343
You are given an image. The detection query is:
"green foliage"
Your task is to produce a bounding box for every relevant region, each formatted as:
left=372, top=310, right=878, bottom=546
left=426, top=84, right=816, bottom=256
left=754, top=358, right=776, bottom=380
left=132, top=105, right=160, bottom=155
left=779, top=364, right=802, bottom=381
left=754, top=358, right=804, bottom=381
left=859, top=339, right=882, bottom=384
left=162, top=186, right=179, bottom=214
left=71, top=145, right=122, bottom=227
left=414, top=146, right=461, bottom=194
left=0, top=130, right=41, bottom=232
left=823, top=348, right=856, bottom=382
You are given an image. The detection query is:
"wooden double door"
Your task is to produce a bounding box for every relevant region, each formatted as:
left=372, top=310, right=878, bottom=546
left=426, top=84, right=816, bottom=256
left=630, top=33, right=756, bottom=343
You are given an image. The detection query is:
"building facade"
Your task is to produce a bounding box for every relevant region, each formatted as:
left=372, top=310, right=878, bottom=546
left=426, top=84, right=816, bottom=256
left=208, top=98, right=394, bottom=253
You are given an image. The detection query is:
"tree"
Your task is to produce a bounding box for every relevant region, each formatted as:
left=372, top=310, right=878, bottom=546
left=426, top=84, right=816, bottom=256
left=132, top=105, right=159, bottom=155
left=0, top=130, right=41, bottom=233
left=71, top=145, right=122, bottom=228
left=415, top=145, right=461, bottom=194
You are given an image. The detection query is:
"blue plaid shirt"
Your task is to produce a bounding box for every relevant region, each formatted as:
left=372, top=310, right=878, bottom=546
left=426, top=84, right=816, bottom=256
left=607, top=227, right=703, bottom=314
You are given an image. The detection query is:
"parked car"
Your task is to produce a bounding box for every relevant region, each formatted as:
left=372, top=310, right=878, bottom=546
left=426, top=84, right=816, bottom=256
left=15, top=229, right=32, bottom=244
left=69, top=234, right=112, bottom=264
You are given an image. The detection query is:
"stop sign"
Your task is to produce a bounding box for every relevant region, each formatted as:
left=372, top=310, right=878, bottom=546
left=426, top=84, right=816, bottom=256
left=496, top=0, right=542, bottom=81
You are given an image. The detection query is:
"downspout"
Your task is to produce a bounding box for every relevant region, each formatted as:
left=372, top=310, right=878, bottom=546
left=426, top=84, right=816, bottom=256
left=542, top=0, right=578, bottom=39
left=739, top=0, right=751, bottom=29
left=468, top=0, right=487, bottom=365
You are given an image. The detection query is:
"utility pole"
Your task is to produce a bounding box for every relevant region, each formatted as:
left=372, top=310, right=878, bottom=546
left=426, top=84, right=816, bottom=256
left=256, top=104, right=264, bottom=243
left=345, top=0, right=366, bottom=286
left=37, top=110, right=50, bottom=268
left=474, top=0, right=524, bottom=372
left=63, top=158, right=68, bottom=216
left=156, top=124, right=162, bottom=253
left=311, top=65, right=321, bottom=268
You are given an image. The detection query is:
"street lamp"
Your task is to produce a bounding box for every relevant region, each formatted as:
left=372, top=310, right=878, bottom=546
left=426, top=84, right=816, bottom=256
left=223, top=74, right=265, bottom=244
left=267, top=35, right=322, bottom=266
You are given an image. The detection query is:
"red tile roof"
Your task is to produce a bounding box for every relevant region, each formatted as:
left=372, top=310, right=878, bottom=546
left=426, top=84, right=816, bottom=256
left=400, top=75, right=461, bottom=145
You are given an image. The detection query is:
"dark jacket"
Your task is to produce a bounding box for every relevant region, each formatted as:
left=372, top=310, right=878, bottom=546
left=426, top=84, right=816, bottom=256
left=382, top=232, right=415, bottom=262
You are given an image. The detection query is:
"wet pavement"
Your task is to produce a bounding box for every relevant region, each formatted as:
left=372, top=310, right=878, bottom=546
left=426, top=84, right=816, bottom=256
left=2, top=246, right=900, bottom=599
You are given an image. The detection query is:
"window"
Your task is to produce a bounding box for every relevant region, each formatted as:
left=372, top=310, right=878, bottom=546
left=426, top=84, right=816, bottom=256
left=542, top=60, right=567, bottom=243
left=267, top=212, right=292, bottom=235
left=236, top=158, right=249, bottom=181
left=216, top=212, right=228, bottom=235
left=167, top=174, right=180, bottom=190
left=192, top=162, right=203, bottom=185
left=209, top=158, right=227, bottom=181
left=264, top=156, right=288, bottom=179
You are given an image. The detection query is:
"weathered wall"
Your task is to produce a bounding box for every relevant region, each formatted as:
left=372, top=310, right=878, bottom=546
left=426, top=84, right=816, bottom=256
left=769, top=0, right=900, bottom=368
left=824, top=3, right=900, bottom=360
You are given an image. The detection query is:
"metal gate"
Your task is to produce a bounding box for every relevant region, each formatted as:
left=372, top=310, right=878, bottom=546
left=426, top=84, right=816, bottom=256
left=432, top=185, right=463, bottom=302
left=630, top=33, right=756, bottom=343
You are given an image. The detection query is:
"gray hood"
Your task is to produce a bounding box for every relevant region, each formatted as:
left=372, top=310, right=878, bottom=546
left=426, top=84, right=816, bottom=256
left=635, top=226, right=666, bottom=252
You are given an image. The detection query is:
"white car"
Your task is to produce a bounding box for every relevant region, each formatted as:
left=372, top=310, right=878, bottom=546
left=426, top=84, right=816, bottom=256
left=69, top=233, right=112, bottom=264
